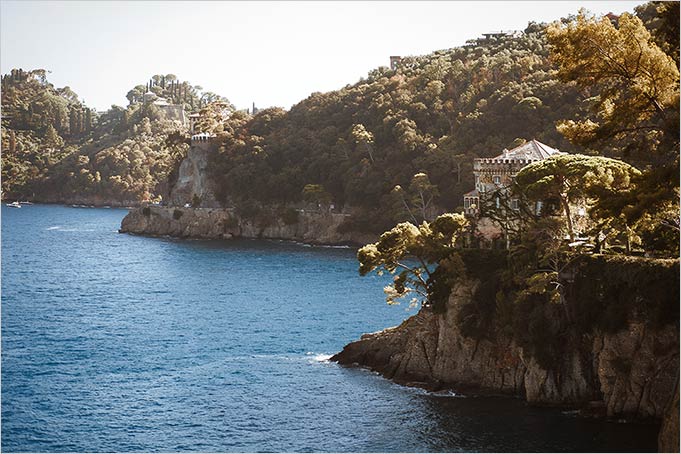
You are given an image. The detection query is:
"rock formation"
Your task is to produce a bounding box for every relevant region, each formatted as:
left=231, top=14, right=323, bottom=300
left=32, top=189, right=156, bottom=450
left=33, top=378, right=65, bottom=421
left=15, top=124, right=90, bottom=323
left=120, top=205, right=375, bottom=246
left=333, top=262, right=679, bottom=450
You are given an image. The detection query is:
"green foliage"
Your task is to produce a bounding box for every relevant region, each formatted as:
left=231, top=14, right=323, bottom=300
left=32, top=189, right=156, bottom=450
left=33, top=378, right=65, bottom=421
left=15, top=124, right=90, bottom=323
left=451, top=249, right=679, bottom=370
left=280, top=207, right=299, bottom=225
left=1, top=70, right=234, bottom=204
left=514, top=154, right=641, bottom=242
left=206, top=26, right=586, bottom=223
left=548, top=10, right=679, bottom=164
left=546, top=6, right=680, bottom=257
left=567, top=254, right=680, bottom=333
left=357, top=213, right=468, bottom=309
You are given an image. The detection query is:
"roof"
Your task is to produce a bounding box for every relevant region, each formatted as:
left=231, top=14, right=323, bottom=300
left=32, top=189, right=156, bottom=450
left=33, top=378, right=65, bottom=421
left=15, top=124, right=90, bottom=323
left=492, top=139, right=563, bottom=161
left=191, top=132, right=216, bottom=140
left=464, top=189, right=479, bottom=198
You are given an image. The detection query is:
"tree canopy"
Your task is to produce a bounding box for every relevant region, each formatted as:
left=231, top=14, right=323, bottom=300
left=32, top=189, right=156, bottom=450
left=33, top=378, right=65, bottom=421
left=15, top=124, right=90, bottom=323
left=357, top=213, right=468, bottom=310
left=548, top=9, right=679, bottom=166
left=514, top=154, right=641, bottom=241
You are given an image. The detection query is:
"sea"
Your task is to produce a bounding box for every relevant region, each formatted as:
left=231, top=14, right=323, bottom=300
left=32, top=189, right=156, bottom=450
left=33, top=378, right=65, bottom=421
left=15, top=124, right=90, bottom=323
left=1, top=204, right=659, bottom=452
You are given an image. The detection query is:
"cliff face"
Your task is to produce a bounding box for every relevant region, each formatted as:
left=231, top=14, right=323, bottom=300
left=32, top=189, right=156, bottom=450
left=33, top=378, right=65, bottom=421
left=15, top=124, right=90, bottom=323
left=168, top=140, right=221, bottom=208
left=333, top=277, right=678, bottom=419
left=119, top=205, right=376, bottom=245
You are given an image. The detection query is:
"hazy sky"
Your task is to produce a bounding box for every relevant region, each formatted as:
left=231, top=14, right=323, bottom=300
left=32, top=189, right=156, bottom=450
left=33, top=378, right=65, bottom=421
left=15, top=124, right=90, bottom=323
left=1, top=1, right=642, bottom=112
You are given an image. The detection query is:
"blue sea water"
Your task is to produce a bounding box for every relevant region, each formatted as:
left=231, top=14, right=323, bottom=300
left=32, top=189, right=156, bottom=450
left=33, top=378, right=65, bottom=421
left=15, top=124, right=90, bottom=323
left=1, top=205, right=659, bottom=452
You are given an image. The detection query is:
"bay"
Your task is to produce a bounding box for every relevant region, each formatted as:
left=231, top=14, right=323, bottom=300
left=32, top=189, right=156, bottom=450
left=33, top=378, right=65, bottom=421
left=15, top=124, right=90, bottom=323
left=1, top=205, right=658, bottom=452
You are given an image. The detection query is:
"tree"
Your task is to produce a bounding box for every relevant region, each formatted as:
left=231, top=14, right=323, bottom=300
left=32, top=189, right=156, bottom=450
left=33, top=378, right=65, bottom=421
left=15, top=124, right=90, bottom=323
left=547, top=10, right=679, bottom=254
left=514, top=154, right=641, bottom=242
left=547, top=11, right=679, bottom=164
left=302, top=184, right=332, bottom=209
left=391, top=172, right=439, bottom=224
left=350, top=124, right=375, bottom=163
left=357, top=213, right=468, bottom=310
left=44, top=124, right=64, bottom=149
left=635, top=1, right=679, bottom=67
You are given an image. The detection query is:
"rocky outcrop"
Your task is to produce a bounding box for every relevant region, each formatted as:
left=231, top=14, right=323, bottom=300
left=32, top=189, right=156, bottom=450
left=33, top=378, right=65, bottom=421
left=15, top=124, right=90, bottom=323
left=333, top=270, right=679, bottom=442
left=119, top=205, right=376, bottom=245
left=169, top=140, right=221, bottom=208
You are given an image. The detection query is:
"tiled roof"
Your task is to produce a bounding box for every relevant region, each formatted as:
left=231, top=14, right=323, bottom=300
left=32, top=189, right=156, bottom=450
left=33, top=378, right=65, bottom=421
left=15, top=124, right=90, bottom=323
left=492, top=139, right=563, bottom=161
left=464, top=189, right=479, bottom=197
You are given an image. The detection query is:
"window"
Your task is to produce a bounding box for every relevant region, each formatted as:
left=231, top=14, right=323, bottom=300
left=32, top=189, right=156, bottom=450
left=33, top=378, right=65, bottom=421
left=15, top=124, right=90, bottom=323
left=511, top=199, right=519, bottom=210
left=536, top=200, right=543, bottom=215
left=464, top=199, right=471, bottom=209
left=493, top=175, right=501, bottom=185
left=495, top=196, right=500, bottom=209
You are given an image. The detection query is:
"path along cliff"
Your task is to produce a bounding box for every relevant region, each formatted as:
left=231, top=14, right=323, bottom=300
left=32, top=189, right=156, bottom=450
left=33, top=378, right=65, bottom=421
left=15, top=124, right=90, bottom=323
left=332, top=254, right=679, bottom=452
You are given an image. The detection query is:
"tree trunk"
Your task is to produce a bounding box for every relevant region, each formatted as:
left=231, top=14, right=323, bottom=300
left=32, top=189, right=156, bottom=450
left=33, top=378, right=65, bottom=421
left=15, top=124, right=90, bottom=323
left=560, top=194, right=575, bottom=242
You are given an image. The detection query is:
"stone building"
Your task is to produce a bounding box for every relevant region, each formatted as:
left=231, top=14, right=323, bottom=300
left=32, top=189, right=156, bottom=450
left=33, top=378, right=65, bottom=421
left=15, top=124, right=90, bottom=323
left=464, top=139, right=562, bottom=216
left=463, top=139, right=564, bottom=246
left=143, top=91, right=187, bottom=125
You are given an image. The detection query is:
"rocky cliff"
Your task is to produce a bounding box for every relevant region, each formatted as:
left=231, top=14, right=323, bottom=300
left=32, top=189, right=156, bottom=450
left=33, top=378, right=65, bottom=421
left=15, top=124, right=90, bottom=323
left=120, top=205, right=376, bottom=245
left=168, top=139, right=221, bottom=208
left=332, top=256, right=679, bottom=450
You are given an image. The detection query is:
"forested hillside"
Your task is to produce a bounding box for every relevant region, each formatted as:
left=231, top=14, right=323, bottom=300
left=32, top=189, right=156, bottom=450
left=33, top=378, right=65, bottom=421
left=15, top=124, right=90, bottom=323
left=206, top=22, right=589, bottom=232
left=2, top=2, right=677, bottom=230
left=1, top=72, right=230, bottom=204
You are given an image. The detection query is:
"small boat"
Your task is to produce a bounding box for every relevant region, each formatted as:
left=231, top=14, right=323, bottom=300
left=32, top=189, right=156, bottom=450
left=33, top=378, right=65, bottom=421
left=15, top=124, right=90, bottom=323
left=19, top=201, right=33, bottom=205
left=6, top=201, right=21, bottom=208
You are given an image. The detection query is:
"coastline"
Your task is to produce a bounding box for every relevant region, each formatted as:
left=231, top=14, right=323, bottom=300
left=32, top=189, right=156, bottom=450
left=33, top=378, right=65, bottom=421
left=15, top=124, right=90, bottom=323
left=118, top=205, right=377, bottom=247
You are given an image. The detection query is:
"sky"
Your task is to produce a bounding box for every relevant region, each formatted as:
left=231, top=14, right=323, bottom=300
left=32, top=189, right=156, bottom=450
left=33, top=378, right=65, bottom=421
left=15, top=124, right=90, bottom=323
left=1, top=1, right=643, bottom=112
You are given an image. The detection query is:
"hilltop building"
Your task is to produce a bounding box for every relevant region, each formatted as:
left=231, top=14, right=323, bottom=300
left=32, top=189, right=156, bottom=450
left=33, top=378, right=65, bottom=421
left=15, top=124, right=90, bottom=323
left=481, top=30, right=522, bottom=40
left=390, top=56, right=402, bottom=70
left=143, top=91, right=187, bottom=125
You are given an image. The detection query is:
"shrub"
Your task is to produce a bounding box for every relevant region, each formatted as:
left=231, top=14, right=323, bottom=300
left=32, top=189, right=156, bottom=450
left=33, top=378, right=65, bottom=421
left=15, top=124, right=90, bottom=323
left=173, top=209, right=183, bottom=220
left=142, top=206, right=151, bottom=216
left=281, top=207, right=299, bottom=225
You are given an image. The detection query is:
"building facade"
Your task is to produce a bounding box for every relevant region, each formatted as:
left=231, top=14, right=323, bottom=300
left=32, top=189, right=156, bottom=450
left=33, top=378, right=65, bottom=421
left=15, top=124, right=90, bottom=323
left=463, top=139, right=564, bottom=246
left=464, top=139, right=562, bottom=216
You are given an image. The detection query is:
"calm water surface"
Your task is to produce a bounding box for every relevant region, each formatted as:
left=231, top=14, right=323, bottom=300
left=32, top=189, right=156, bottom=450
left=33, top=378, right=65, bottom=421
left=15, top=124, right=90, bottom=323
left=2, top=205, right=659, bottom=452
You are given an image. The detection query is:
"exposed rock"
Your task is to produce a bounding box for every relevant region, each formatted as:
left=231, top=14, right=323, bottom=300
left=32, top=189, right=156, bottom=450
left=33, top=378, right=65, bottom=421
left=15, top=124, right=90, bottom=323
left=333, top=272, right=678, bottom=447
left=169, top=140, right=221, bottom=208
left=119, top=205, right=376, bottom=246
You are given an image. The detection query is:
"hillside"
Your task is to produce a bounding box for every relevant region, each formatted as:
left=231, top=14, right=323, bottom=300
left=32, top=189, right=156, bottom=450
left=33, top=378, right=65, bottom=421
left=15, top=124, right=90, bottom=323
left=1, top=72, right=230, bottom=205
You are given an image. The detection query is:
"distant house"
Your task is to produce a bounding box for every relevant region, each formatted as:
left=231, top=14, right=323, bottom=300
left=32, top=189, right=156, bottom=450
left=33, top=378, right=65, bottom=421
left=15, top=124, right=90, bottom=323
left=188, top=113, right=201, bottom=133
left=390, top=56, right=402, bottom=70
left=480, top=30, right=522, bottom=40
left=143, top=91, right=187, bottom=125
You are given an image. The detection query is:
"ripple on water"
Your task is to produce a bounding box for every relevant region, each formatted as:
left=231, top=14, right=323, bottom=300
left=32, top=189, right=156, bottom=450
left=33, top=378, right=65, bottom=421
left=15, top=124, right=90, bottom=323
left=1, top=205, right=661, bottom=452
